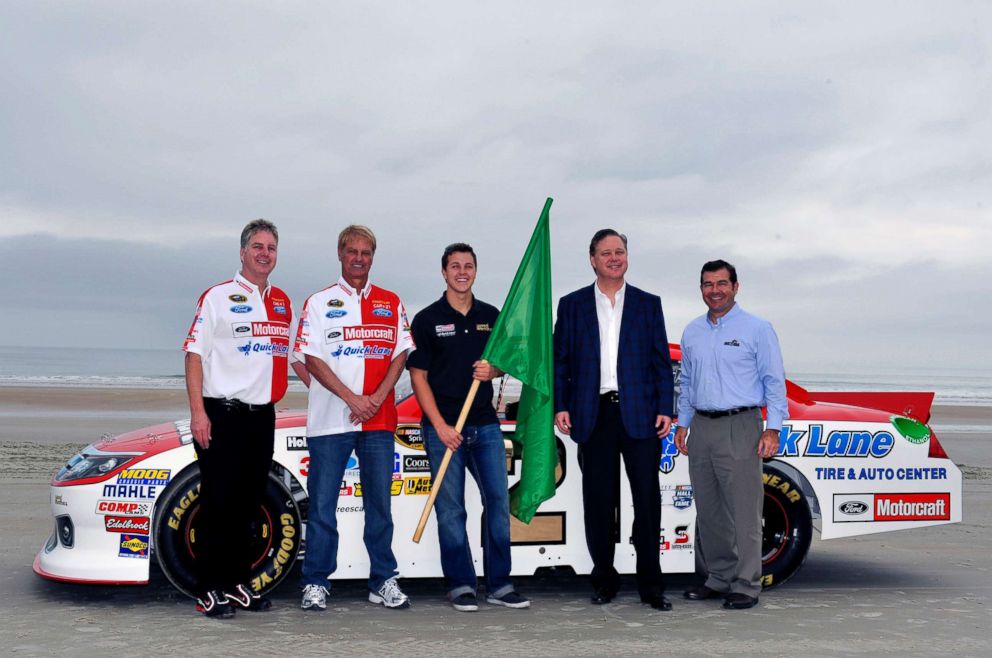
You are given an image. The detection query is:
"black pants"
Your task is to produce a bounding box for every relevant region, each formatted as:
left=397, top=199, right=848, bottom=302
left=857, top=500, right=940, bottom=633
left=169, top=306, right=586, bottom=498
left=193, top=397, right=275, bottom=594
left=578, top=396, right=664, bottom=597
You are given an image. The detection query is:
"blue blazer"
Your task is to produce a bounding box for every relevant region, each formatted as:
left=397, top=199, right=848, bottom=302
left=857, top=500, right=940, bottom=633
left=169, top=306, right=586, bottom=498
left=553, top=283, right=674, bottom=444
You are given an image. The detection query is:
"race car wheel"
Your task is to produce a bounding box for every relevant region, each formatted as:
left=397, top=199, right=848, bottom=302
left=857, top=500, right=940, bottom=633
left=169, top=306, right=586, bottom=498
left=153, top=467, right=302, bottom=598
left=761, top=467, right=812, bottom=589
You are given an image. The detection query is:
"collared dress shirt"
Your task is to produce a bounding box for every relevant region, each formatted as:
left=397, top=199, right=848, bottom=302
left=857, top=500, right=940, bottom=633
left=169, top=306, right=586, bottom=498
left=677, top=303, right=788, bottom=431
left=594, top=281, right=626, bottom=394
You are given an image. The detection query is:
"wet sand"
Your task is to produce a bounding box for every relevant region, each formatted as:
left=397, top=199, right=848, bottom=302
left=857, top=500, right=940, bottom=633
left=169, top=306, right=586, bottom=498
left=1, top=387, right=990, bottom=655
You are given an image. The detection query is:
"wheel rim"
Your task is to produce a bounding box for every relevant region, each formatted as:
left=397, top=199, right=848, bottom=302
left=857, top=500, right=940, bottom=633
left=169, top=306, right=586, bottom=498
left=762, top=492, right=792, bottom=564
left=182, top=504, right=276, bottom=569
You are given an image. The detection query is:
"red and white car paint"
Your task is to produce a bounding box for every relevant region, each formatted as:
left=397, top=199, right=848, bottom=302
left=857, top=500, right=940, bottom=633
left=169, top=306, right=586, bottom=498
left=35, top=346, right=962, bottom=595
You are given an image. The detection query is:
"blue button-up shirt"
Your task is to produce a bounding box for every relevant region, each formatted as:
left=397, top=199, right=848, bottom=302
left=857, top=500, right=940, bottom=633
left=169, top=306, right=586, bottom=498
left=677, top=304, right=788, bottom=431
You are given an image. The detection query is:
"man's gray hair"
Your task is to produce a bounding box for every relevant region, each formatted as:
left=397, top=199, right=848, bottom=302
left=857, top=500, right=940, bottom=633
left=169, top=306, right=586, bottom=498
left=240, top=219, right=279, bottom=249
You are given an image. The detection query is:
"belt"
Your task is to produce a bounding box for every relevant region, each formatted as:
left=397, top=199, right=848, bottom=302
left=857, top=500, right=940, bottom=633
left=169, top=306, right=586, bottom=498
left=600, top=391, right=620, bottom=404
left=695, top=405, right=758, bottom=419
left=205, top=397, right=274, bottom=412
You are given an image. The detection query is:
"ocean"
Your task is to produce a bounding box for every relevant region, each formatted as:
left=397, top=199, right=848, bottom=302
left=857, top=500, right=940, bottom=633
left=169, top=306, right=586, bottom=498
left=0, top=346, right=989, bottom=406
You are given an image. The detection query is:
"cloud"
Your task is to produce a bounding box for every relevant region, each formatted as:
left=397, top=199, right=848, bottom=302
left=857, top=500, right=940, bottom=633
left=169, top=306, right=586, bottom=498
left=0, top=2, right=989, bottom=372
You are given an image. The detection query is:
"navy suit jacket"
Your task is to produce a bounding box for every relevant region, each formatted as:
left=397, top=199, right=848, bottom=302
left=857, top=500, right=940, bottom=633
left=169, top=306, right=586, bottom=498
left=553, top=283, right=674, bottom=444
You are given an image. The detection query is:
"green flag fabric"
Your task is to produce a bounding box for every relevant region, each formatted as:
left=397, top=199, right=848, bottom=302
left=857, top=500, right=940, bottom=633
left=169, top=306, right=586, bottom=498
left=481, top=198, right=556, bottom=523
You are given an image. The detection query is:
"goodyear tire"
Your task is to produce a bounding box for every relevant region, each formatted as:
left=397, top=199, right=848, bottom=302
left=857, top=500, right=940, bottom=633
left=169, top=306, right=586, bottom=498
left=153, top=466, right=302, bottom=598
left=760, top=467, right=812, bottom=589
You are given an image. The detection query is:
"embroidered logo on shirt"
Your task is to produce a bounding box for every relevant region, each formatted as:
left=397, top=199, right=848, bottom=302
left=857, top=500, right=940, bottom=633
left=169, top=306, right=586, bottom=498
left=724, top=339, right=741, bottom=347
left=229, top=294, right=248, bottom=303
left=327, top=299, right=344, bottom=307
left=372, top=308, right=393, bottom=317
left=476, top=323, right=491, bottom=332
left=435, top=323, right=456, bottom=337
left=326, top=309, right=348, bottom=318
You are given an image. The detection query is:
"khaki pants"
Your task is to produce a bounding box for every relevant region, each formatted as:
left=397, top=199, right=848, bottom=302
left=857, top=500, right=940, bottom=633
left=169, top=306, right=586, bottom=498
left=688, top=409, right=763, bottom=597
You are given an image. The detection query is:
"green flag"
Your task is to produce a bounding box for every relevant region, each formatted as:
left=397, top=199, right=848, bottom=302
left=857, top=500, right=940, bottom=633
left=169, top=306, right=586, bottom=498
left=481, top=198, right=556, bottom=523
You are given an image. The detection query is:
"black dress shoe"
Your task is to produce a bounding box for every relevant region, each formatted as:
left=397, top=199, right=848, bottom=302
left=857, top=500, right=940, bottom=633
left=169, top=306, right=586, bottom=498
left=722, top=593, right=758, bottom=610
left=684, top=585, right=723, bottom=601
left=590, top=589, right=616, bottom=604
left=640, top=594, right=672, bottom=611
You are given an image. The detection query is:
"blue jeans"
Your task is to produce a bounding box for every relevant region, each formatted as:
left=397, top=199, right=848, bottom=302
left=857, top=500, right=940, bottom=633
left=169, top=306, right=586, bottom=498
left=424, top=423, right=513, bottom=598
left=301, top=431, right=398, bottom=591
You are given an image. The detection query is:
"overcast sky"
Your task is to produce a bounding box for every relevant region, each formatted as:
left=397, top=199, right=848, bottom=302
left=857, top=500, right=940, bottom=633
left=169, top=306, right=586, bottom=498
left=1, top=2, right=989, bottom=374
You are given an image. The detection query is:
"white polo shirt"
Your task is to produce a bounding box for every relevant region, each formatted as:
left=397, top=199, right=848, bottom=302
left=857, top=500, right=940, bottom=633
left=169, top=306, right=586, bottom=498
left=183, top=272, right=294, bottom=405
left=295, top=277, right=413, bottom=436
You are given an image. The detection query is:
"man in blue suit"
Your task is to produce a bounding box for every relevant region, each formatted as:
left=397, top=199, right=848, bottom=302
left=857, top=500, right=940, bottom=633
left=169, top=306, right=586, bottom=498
left=553, top=229, right=675, bottom=611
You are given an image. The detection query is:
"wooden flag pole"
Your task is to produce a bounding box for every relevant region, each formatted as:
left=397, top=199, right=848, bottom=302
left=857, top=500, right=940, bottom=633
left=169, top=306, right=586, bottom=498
left=412, top=376, right=483, bottom=543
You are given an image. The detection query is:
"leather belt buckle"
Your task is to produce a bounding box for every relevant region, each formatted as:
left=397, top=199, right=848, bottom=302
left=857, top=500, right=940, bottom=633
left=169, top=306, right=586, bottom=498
left=600, top=391, right=620, bottom=404
left=696, top=405, right=757, bottom=419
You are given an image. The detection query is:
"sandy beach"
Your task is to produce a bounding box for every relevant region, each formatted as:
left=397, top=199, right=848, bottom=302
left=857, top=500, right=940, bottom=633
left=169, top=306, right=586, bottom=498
left=1, top=386, right=990, bottom=655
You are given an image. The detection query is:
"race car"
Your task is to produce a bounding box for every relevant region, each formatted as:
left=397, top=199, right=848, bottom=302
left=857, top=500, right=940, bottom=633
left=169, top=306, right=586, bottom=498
left=34, top=346, right=962, bottom=596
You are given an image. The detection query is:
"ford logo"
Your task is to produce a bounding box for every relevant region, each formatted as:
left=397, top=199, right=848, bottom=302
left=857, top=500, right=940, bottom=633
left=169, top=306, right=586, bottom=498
left=326, top=309, right=347, bottom=318
left=372, top=308, right=393, bottom=317
left=235, top=325, right=251, bottom=333
left=230, top=305, right=252, bottom=313
left=839, top=501, right=869, bottom=515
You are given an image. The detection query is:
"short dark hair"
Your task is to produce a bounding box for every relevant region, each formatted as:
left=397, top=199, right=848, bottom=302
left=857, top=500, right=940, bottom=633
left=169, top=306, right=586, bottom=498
left=700, top=259, right=738, bottom=284
left=240, top=219, right=278, bottom=249
left=442, top=242, right=477, bottom=269
left=589, top=228, right=628, bottom=256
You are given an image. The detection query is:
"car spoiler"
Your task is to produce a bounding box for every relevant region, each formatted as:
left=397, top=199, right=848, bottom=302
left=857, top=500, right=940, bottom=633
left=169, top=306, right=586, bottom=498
left=801, top=389, right=935, bottom=424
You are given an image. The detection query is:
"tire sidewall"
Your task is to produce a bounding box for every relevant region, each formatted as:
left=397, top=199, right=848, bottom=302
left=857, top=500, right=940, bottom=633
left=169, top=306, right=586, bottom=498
left=153, top=466, right=302, bottom=598
left=760, top=467, right=813, bottom=589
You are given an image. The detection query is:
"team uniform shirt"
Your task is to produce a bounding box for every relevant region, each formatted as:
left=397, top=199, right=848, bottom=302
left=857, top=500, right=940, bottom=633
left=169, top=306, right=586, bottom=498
left=295, top=277, right=413, bottom=437
left=407, top=293, right=500, bottom=428
left=182, top=271, right=294, bottom=405
left=677, top=303, right=789, bottom=431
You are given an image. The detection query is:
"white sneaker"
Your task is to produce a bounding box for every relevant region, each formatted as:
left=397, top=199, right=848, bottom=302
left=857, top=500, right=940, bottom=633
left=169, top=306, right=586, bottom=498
left=301, top=584, right=329, bottom=611
left=369, top=577, right=410, bottom=609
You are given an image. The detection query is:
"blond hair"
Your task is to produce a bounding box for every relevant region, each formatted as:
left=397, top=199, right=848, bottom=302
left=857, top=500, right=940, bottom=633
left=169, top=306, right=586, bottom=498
left=337, top=225, right=377, bottom=253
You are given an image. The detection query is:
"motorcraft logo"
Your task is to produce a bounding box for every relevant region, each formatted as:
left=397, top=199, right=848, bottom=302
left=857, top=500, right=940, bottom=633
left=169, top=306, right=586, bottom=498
left=105, top=516, right=151, bottom=533
left=343, top=325, right=396, bottom=342
left=875, top=493, right=950, bottom=521
left=249, top=321, right=290, bottom=338
left=833, top=492, right=950, bottom=522
left=96, top=500, right=151, bottom=516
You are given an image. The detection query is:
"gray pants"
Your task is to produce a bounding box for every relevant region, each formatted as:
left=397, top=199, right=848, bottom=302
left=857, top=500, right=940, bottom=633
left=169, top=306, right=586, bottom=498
left=688, top=409, right=763, bottom=597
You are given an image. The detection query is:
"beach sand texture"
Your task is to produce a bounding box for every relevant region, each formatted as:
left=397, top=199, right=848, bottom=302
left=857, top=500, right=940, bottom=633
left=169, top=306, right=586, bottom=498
left=1, top=386, right=990, bottom=654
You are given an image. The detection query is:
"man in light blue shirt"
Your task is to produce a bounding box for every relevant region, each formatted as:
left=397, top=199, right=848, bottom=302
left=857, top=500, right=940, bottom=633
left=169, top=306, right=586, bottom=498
left=674, top=259, right=787, bottom=610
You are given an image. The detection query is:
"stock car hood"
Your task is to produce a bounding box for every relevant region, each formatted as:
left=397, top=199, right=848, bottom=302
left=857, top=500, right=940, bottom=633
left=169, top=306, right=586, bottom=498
left=92, top=421, right=185, bottom=457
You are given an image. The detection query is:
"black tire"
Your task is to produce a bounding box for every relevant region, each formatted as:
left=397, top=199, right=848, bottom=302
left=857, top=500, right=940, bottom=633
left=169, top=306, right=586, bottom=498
left=760, top=467, right=812, bottom=589
left=153, top=466, right=302, bottom=598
